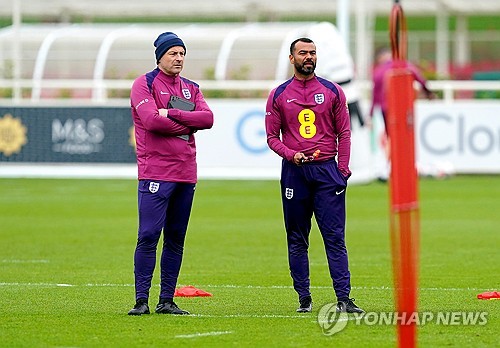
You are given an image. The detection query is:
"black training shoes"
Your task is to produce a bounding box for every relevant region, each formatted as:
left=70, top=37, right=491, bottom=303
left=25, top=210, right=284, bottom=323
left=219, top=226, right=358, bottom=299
left=336, top=298, right=365, bottom=314
left=128, top=299, right=150, bottom=316
left=155, top=301, right=190, bottom=315
left=296, top=295, right=313, bottom=313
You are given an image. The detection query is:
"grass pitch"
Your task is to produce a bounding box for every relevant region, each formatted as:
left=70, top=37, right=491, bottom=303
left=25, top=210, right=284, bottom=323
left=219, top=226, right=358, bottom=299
left=0, top=176, right=498, bottom=347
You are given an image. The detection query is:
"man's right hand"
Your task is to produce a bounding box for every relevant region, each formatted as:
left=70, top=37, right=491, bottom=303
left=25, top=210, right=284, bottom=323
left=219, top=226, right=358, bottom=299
left=294, top=152, right=307, bottom=165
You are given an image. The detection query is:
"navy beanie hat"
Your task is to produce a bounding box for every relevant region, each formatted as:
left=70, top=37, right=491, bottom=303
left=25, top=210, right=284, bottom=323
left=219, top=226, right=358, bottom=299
left=154, top=32, right=186, bottom=63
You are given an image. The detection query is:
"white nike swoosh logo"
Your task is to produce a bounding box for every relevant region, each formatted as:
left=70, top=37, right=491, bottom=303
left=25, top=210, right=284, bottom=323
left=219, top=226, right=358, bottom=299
left=160, top=91, right=169, bottom=95
left=286, top=98, right=297, bottom=103
left=336, top=189, right=345, bottom=195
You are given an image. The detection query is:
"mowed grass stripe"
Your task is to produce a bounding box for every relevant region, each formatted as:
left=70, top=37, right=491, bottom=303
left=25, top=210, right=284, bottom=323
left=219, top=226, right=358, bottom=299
left=0, top=176, right=498, bottom=347
left=0, top=282, right=495, bottom=292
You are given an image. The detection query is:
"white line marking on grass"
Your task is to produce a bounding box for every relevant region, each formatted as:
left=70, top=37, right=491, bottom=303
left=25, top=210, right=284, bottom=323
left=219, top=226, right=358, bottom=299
left=175, top=331, right=233, bottom=339
left=0, top=283, right=495, bottom=292
left=190, top=314, right=311, bottom=319
left=196, top=284, right=495, bottom=292
left=210, top=284, right=378, bottom=290
left=194, top=284, right=292, bottom=289
left=0, top=282, right=73, bottom=287
left=317, top=316, right=358, bottom=324
left=84, top=283, right=133, bottom=287
left=1, top=259, right=49, bottom=263
left=0, top=283, right=133, bottom=287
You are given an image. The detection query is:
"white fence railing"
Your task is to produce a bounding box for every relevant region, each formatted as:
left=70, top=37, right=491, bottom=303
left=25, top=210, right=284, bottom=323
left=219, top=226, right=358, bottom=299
left=0, top=79, right=499, bottom=103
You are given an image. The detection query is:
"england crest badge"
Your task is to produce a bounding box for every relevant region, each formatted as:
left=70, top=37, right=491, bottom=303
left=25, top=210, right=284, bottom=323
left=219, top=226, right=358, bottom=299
left=314, top=93, right=325, bottom=104
left=149, top=182, right=160, bottom=193
left=285, top=188, right=294, bottom=200
left=182, top=88, right=191, bottom=99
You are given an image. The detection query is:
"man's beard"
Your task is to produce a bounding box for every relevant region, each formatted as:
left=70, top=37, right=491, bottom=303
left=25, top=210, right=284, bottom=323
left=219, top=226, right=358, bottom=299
left=295, top=60, right=316, bottom=75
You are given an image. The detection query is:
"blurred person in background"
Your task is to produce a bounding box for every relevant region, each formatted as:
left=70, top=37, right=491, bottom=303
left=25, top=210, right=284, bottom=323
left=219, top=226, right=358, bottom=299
left=128, top=32, right=214, bottom=316
left=369, top=47, right=435, bottom=181
left=265, top=37, right=364, bottom=314
left=370, top=46, right=434, bottom=131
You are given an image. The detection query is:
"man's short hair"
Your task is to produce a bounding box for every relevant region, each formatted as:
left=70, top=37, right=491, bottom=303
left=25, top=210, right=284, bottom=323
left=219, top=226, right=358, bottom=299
left=290, top=37, right=314, bottom=55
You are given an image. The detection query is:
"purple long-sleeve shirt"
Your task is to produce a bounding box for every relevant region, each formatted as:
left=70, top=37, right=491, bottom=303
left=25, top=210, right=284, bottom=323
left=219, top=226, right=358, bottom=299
left=130, top=68, right=214, bottom=183
left=265, top=75, right=352, bottom=177
left=370, top=60, right=430, bottom=117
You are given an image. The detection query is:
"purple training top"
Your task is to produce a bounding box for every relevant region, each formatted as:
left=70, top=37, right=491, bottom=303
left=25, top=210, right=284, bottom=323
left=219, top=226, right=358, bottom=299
left=130, top=68, right=213, bottom=183
left=265, top=75, right=352, bottom=177
left=370, top=60, right=429, bottom=117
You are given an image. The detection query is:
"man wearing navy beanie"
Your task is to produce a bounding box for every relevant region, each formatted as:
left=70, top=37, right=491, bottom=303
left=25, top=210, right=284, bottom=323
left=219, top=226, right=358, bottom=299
left=154, top=32, right=186, bottom=63
left=128, top=32, right=214, bottom=316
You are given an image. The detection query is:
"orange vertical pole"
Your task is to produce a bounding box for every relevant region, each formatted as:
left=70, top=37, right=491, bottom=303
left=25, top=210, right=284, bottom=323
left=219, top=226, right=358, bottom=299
left=387, top=69, right=420, bottom=348
left=388, top=2, right=420, bottom=348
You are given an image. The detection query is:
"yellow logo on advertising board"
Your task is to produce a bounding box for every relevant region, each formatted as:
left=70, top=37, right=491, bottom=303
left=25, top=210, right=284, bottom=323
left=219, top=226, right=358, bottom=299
left=0, top=114, right=27, bottom=156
